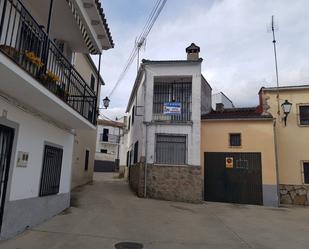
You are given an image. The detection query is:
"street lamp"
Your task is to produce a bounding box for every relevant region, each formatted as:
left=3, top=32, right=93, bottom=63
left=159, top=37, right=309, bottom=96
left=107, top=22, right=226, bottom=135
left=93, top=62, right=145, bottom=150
left=103, top=96, right=110, bottom=109
left=281, top=99, right=292, bottom=126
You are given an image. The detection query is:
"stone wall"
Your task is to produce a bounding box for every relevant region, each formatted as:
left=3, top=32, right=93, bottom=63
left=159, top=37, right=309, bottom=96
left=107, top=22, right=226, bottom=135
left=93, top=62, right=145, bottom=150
left=280, top=184, right=309, bottom=205
left=129, top=163, right=203, bottom=203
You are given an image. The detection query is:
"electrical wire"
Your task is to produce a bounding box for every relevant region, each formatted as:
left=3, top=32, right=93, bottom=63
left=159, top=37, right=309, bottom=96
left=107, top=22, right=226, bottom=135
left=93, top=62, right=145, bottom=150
left=108, top=0, right=167, bottom=98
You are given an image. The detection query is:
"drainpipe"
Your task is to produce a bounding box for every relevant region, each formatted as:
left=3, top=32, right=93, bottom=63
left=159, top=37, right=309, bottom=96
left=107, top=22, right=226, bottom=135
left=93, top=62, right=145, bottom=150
left=273, top=119, right=280, bottom=207
left=46, top=0, right=54, bottom=35
left=143, top=70, right=148, bottom=198
left=96, top=53, right=102, bottom=123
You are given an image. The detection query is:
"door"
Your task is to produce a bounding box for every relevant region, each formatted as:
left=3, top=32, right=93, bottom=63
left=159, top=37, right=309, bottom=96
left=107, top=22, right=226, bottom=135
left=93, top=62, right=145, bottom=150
left=204, top=152, right=263, bottom=205
left=0, top=124, right=14, bottom=231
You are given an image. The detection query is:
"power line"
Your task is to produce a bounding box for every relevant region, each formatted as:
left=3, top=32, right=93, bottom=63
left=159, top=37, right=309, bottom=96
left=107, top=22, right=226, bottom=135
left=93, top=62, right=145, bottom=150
left=108, top=0, right=167, bottom=98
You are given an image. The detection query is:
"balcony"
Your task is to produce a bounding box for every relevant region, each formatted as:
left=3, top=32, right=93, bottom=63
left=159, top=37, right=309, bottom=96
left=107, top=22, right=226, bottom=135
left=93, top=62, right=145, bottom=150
left=0, top=0, right=97, bottom=127
left=99, top=133, right=120, bottom=144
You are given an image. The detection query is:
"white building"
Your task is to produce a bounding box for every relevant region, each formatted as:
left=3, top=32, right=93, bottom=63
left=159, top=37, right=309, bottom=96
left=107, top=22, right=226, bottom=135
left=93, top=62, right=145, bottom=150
left=124, top=44, right=212, bottom=203
left=0, top=0, right=113, bottom=239
left=95, top=119, right=124, bottom=172
left=212, top=92, right=234, bottom=110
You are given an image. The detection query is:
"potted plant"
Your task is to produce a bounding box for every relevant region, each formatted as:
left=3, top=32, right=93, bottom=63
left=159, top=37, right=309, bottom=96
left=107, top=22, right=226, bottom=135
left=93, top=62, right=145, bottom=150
left=40, top=71, right=60, bottom=93
left=23, top=51, right=44, bottom=76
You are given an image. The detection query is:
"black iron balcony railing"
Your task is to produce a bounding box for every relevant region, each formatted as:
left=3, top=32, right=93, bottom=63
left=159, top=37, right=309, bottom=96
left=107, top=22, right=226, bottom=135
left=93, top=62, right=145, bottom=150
left=99, top=133, right=120, bottom=143
left=0, top=0, right=97, bottom=125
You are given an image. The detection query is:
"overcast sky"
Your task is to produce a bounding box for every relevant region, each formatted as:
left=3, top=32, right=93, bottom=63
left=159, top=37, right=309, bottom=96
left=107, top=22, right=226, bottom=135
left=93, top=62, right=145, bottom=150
left=96, top=0, right=309, bottom=120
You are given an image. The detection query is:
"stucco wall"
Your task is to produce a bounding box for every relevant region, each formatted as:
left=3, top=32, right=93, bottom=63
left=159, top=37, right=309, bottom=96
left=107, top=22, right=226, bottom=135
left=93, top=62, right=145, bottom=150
left=71, top=129, right=96, bottom=189
left=261, top=89, right=309, bottom=185
left=201, top=120, right=278, bottom=186
left=0, top=98, right=73, bottom=201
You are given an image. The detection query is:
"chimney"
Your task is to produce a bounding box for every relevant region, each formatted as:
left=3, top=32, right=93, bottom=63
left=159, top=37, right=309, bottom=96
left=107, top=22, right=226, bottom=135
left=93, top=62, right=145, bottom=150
left=216, top=103, right=224, bottom=112
left=186, top=43, right=200, bottom=61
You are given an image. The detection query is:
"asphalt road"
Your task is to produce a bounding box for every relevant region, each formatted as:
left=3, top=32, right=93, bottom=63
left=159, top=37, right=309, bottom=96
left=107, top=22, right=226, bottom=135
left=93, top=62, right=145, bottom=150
left=1, top=173, right=309, bottom=249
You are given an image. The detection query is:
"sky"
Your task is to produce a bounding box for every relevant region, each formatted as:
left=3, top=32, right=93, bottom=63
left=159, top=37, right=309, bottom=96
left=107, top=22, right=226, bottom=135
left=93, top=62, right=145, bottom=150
left=96, top=0, right=309, bottom=120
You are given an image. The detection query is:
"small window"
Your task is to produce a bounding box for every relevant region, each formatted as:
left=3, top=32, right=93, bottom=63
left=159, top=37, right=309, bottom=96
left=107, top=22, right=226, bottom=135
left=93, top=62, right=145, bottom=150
left=101, top=149, right=107, bottom=154
left=39, top=145, right=63, bottom=196
left=299, top=105, right=309, bottom=125
left=90, top=74, right=95, bottom=91
left=230, top=133, right=241, bottom=147
left=132, top=106, right=135, bottom=125
left=102, top=128, right=109, bottom=142
left=126, top=151, right=130, bottom=167
left=133, top=141, right=139, bottom=164
left=84, top=150, right=89, bottom=171
left=303, top=162, right=309, bottom=184
left=128, top=116, right=131, bottom=130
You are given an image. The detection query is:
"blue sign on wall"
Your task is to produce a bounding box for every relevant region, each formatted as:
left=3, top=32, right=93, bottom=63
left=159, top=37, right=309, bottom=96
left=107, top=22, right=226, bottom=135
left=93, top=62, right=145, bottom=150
left=163, top=102, right=182, bottom=115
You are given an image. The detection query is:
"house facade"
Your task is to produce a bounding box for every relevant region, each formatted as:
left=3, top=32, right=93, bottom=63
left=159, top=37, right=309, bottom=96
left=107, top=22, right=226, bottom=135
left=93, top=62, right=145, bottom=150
left=71, top=54, right=105, bottom=189
left=212, top=92, right=234, bottom=110
left=0, top=0, right=113, bottom=239
left=201, top=108, right=278, bottom=206
left=126, top=44, right=212, bottom=203
left=260, top=85, right=309, bottom=205
left=95, top=119, right=124, bottom=172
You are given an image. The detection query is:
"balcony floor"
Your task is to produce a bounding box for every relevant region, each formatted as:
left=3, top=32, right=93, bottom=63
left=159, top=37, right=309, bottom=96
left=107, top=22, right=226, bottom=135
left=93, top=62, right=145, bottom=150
left=0, top=53, right=95, bottom=130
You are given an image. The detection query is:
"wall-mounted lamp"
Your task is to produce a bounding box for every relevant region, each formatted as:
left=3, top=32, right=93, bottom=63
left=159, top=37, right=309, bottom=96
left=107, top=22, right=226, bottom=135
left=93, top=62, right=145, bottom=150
left=102, top=96, right=110, bottom=109
left=281, top=99, right=292, bottom=126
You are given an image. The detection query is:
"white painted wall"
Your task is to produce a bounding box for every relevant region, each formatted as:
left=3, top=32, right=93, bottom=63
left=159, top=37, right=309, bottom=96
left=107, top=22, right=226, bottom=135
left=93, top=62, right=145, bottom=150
left=125, top=61, right=204, bottom=167
left=0, top=98, right=74, bottom=201
left=212, top=92, right=234, bottom=110
left=95, top=124, right=122, bottom=162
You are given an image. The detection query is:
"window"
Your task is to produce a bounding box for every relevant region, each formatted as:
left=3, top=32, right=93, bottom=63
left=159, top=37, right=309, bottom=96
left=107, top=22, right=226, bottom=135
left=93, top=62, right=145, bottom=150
left=101, top=149, right=107, bottom=154
left=126, top=151, right=130, bottom=167
left=303, top=162, right=309, bottom=184
left=39, top=145, right=63, bottom=196
left=155, top=135, right=186, bottom=165
left=229, top=133, right=241, bottom=147
left=84, top=150, right=89, bottom=171
left=102, top=128, right=109, bottom=142
left=128, top=116, right=131, bottom=130
left=153, top=81, right=192, bottom=121
left=132, top=106, right=135, bottom=125
left=133, top=141, right=139, bottom=164
left=299, top=105, right=309, bottom=125
left=90, top=74, right=96, bottom=91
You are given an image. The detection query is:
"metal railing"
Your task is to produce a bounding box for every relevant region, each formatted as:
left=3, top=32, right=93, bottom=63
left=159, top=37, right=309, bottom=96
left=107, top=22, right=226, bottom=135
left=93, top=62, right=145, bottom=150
left=153, top=82, right=192, bottom=122
left=0, top=0, right=97, bottom=125
left=99, top=133, right=120, bottom=143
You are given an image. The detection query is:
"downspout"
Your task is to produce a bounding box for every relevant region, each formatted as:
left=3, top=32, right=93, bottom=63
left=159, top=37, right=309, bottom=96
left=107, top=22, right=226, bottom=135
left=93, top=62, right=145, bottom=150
left=96, top=53, right=102, bottom=123
left=273, top=119, right=280, bottom=207
left=46, top=0, right=54, bottom=35
left=143, top=68, right=148, bottom=198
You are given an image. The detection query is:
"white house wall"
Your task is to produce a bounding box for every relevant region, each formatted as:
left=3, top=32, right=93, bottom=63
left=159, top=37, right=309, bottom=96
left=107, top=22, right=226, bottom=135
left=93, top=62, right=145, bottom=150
left=126, top=62, right=202, bottom=167
left=0, top=98, right=73, bottom=239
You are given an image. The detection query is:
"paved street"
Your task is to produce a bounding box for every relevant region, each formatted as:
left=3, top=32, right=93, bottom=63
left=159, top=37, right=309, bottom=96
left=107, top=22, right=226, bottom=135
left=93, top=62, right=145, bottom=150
left=1, top=173, right=309, bottom=249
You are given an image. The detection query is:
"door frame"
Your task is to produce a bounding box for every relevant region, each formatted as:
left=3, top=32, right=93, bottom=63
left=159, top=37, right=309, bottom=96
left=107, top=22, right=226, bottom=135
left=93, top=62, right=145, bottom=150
left=0, top=117, right=19, bottom=234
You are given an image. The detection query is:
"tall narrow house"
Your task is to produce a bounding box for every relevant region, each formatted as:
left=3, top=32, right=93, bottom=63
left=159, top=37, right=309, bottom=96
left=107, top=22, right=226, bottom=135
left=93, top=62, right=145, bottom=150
left=0, top=0, right=113, bottom=238
left=126, top=44, right=212, bottom=203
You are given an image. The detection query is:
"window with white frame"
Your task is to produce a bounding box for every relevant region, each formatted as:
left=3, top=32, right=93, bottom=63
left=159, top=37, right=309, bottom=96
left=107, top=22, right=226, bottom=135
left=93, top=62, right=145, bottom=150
left=155, top=134, right=186, bottom=165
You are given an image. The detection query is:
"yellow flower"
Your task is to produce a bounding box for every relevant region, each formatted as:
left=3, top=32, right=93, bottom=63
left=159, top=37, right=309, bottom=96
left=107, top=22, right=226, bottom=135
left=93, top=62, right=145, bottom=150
left=46, top=71, right=60, bottom=82
left=25, top=51, right=44, bottom=68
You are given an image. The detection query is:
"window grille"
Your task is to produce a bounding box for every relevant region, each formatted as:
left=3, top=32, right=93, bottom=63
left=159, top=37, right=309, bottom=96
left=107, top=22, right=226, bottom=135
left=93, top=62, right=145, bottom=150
left=299, top=106, right=309, bottom=125
left=155, top=135, right=186, bottom=165
left=153, top=82, right=192, bottom=121
left=39, top=145, right=63, bottom=196
left=230, top=133, right=241, bottom=147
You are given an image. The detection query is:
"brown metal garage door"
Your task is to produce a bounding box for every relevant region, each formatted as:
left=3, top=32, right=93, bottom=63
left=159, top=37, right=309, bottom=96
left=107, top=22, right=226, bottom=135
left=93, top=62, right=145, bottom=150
left=204, top=152, right=263, bottom=205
